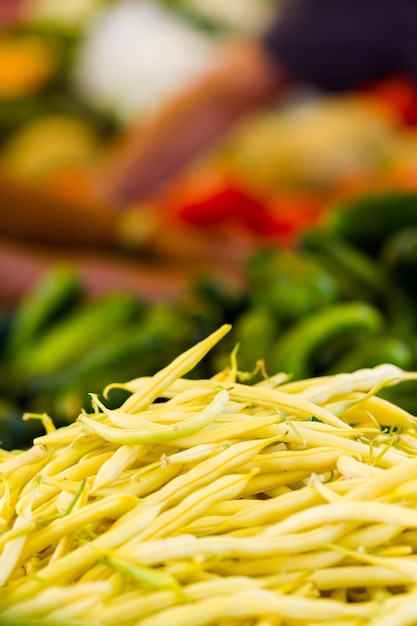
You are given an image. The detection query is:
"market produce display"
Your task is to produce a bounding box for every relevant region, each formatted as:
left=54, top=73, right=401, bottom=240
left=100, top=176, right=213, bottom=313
left=2, top=189, right=417, bottom=449
left=2, top=325, right=417, bottom=625
left=3, top=7, right=417, bottom=623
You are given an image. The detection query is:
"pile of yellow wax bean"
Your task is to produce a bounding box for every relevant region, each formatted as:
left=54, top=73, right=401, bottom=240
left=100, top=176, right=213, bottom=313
left=2, top=324, right=417, bottom=625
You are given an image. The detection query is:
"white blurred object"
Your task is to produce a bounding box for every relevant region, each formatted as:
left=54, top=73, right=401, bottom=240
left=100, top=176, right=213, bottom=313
left=71, top=0, right=220, bottom=122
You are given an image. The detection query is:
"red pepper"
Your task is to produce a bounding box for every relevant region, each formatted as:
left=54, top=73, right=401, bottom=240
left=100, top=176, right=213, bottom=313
left=264, top=191, right=327, bottom=245
left=159, top=168, right=327, bottom=244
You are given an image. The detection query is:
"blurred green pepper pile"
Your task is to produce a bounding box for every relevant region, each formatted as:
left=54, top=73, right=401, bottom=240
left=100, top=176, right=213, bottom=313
left=2, top=189, right=417, bottom=449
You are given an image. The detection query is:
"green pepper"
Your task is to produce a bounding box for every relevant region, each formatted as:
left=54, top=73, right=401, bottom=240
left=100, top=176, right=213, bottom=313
left=267, top=302, right=386, bottom=380
left=230, top=307, right=279, bottom=375
left=246, top=247, right=339, bottom=323
left=381, top=227, right=417, bottom=298
left=6, top=265, right=81, bottom=358
left=301, top=228, right=387, bottom=302
left=379, top=380, right=417, bottom=416
left=13, top=291, right=142, bottom=377
left=327, top=190, right=417, bottom=255
left=326, top=335, right=414, bottom=374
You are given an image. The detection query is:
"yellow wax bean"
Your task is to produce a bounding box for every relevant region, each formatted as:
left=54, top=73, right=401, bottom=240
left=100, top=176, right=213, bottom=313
left=0, top=518, right=40, bottom=554
left=342, top=394, right=417, bottom=430
left=123, top=523, right=353, bottom=565
left=0, top=450, right=15, bottom=462
left=207, top=500, right=253, bottom=516
left=0, top=503, right=33, bottom=586
left=137, top=588, right=373, bottom=626
left=86, top=576, right=261, bottom=626
left=242, top=446, right=351, bottom=473
left=261, top=501, right=417, bottom=537
left=223, top=382, right=352, bottom=429
left=168, top=413, right=279, bottom=447
left=5, top=503, right=161, bottom=605
left=4, top=459, right=49, bottom=514
left=346, top=456, right=417, bottom=501
left=33, top=421, right=85, bottom=447
left=0, top=445, right=48, bottom=476
left=143, top=437, right=278, bottom=509
left=287, top=419, right=378, bottom=437
left=284, top=425, right=407, bottom=468
left=20, top=438, right=104, bottom=490
left=90, top=394, right=170, bottom=429
left=87, top=591, right=179, bottom=626
left=136, top=376, right=351, bottom=429
left=341, top=523, right=404, bottom=550
left=0, top=473, right=10, bottom=526
left=389, top=477, right=417, bottom=499
left=220, top=487, right=323, bottom=531
left=337, top=455, right=383, bottom=479
left=216, top=549, right=342, bottom=578
left=300, top=565, right=414, bottom=590
left=17, top=451, right=114, bottom=513
left=397, top=433, right=417, bottom=452
left=161, top=443, right=222, bottom=466
left=291, top=364, right=407, bottom=404
left=138, top=470, right=256, bottom=541
left=0, top=581, right=111, bottom=621
left=102, top=553, right=182, bottom=595
left=5, top=329, right=417, bottom=625
left=328, top=543, right=417, bottom=582
left=121, top=324, right=231, bottom=413
left=239, top=470, right=313, bottom=498
left=367, top=588, right=417, bottom=626
left=91, top=445, right=144, bottom=493
left=18, top=494, right=139, bottom=569
left=78, top=389, right=229, bottom=445
left=180, top=514, right=233, bottom=535
left=96, top=462, right=181, bottom=500
left=161, top=386, right=220, bottom=406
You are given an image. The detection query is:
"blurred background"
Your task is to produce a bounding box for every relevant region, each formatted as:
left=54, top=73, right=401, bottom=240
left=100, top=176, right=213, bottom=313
left=2, top=0, right=417, bottom=449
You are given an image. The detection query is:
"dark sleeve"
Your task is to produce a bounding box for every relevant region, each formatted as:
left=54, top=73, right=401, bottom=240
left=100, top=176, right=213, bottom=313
left=261, top=0, right=395, bottom=92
